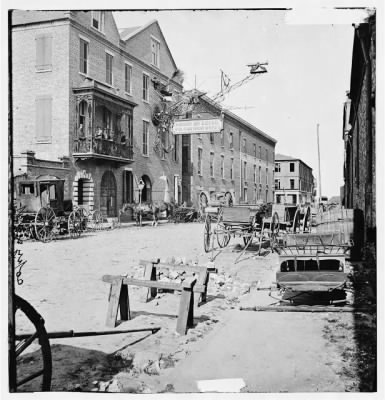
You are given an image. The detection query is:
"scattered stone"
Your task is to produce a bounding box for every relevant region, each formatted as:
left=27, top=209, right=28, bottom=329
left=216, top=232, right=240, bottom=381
left=169, top=270, right=180, bottom=280
left=132, top=351, right=161, bottom=374
left=174, top=256, right=182, bottom=265
left=98, top=381, right=109, bottom=391
left=107, top=379, right=121, bottom=392
left=92, top=380, right=98, bottom=385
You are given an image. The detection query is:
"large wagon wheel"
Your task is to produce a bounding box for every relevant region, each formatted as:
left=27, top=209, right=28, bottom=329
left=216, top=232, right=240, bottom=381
left=203, top=214, right=212, bottom=253
left=89, top=210, right=102, bottom=231
left=34, top=207, right=56, bottom=243
left=292, top=208, right=301, bottom=233
left=76, top=206, right=89, bottom=232
left=302, top=206, right=311, bottom=233
left=216, top=213, right=231, bottom=248
left=68, top=210, right=82, bottom=238
left=270, top=212, right=280, bottom=249
left=14, top=295, right=52, bottom=392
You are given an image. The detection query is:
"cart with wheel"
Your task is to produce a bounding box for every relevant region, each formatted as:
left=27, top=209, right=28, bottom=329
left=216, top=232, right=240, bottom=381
left=270, top=232, right=353, bottom=305
left=13, top=174, right=84, bottom=242
left=204, top=203, right=280, bottom=262
left=272, top=204, right=312, bottom=234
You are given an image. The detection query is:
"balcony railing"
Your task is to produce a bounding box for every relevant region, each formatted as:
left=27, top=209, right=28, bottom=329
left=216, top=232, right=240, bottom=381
left=73, top=129, right=133, bottom=161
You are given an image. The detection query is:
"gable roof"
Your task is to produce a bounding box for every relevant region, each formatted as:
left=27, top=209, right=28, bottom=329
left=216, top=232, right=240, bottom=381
left=120, top=19, right=178, bottom=71
left=119, top=26, right=141, bottom=38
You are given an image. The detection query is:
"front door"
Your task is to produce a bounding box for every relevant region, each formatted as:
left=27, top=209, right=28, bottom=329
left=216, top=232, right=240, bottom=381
left=100, top=171, right=117, bottom=217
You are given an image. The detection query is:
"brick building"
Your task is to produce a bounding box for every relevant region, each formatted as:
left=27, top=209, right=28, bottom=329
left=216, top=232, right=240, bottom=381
left=342, top=12, right=376, bottom=247
left=274, top=154, right=314, bottom=205
left=11, top=11, right=183, bottom=217
left=178, top=91, right=277, bottom=208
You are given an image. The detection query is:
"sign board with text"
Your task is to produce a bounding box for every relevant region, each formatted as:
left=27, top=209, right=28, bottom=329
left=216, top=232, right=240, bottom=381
left=172, top=118, right=223, bottom=135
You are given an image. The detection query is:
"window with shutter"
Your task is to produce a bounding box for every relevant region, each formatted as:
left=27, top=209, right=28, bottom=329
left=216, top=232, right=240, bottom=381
left=106, top=53, right=113, bottom=85
left=125, top=63, right=132, bottom=94
left=142, top=74, right=149, bottom=102
left=79, top=39, right=89, bottom=74
left=35, top=96, right=52, bottom=142
left=36, top=35, right=52, bottom=71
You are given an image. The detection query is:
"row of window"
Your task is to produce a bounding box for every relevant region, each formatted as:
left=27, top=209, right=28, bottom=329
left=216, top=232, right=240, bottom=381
left=275, top=162, right=296, bottom=173
left=197, top=149, right=270, bottom=183
left=243, top=187, right=270, bottom=203
left=206, top=131, right=273, bottom=163
left=36, top=30, right=160, bottom=103
left=274, top=179, right=312, bottom=192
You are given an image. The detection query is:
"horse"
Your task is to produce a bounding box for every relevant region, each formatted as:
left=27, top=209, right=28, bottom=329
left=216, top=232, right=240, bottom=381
left=132, top=201, right=175, bottom=226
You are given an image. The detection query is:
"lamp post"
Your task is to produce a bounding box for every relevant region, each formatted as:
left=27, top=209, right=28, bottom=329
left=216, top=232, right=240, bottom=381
left=138, top=179, right=145, bottom=226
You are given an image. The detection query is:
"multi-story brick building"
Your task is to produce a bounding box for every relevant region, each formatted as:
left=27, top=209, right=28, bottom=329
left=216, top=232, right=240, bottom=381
left=11, top=10, right=183, bottom=217
left=342, top=12, right=376, bottom=248
left=178, top=91, right=277, bottom=208
left=274, top=154, right=314, bottom=205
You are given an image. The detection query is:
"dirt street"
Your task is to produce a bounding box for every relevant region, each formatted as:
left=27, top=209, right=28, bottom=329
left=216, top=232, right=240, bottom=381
left=14, top=222, right=374, bottom=393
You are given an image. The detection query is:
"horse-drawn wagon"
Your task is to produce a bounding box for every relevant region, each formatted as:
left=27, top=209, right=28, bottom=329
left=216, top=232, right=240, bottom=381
left=13, top=174, right=102, bottom=242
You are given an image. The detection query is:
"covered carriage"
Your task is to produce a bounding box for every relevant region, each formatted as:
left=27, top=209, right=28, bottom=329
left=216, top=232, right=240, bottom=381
left=13, top=174, right=84, bottom=242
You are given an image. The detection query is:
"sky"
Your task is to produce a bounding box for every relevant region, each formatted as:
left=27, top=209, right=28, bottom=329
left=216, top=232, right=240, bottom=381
left=113, top=8, right=371, bottom=198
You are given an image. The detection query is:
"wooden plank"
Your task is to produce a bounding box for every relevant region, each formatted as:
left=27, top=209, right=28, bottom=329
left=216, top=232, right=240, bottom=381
left=144, top=262, right=157, bottom=300
left=240, top=305, right=375, bottom=313
left=196, top=269, right=209, bottom=305
left=105, top=278, right=123, bottom=328
left=139, top=259, right=217, bottom=273
left=176, top=278, right=196, bottom=335
left=119, top=284, right=130, bottom=321
left=102, top=275, right=207, bottom=294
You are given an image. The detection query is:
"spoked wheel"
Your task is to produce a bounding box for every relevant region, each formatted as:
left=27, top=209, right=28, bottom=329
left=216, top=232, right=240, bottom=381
left=34, top=207, right=56, bottom=243
left=203, top=214, right=212, bottom=253
left=292, top=208, right=301, bottom=233
left=68, top=210, right=82, bottom=239
left=14, top=295, right=52, bottom=392
left=216, top=210, right=231, bottom=248
left=90, top=210, right=103, bottom=231
left=76, top=206, right=89, bottom=232
left=270, top=212, right=280, bottom=249
left=302, top=206, right=311, bottom=233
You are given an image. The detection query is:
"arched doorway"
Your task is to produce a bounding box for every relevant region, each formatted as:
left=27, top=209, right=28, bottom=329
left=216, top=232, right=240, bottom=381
left=140, top=175, right=152, bottom=203
left=100, top=171, right=117, bottom=217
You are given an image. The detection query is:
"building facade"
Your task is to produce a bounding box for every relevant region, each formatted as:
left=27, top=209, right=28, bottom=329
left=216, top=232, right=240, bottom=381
left=179, top=91, right=277, bottom=208
left=274, top=154, right=314, bottom=205
left=12, top=11, right=183, bottom=217
left=342, top=12, right=376, bottom=247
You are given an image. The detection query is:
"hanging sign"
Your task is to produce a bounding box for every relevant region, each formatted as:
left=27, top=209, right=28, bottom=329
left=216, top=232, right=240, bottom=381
left=172, top=118, right=223, bottom=135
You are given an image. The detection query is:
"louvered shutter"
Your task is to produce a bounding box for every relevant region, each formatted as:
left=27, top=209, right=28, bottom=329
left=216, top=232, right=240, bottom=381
left=36, top=35, right=52, bottom=71
left=36, top=97, right=52, bottom=142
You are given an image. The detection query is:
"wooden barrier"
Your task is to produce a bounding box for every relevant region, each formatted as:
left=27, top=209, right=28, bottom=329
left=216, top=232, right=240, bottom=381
left=102, top=275, right=197, bottom=335
left=139, top=259, right=216, bottom=307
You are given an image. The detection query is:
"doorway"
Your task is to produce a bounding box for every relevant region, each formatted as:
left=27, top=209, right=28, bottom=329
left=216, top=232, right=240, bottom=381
left=100, top=171, right=117, bottom=217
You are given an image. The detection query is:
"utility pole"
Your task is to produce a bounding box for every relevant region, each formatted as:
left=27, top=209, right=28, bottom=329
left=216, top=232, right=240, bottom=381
left=317, top=123, right=322, bottom=205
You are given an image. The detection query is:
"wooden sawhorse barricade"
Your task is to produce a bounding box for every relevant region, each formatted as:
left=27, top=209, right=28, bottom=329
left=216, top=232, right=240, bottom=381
left=102, top=260, right=216, bottom=335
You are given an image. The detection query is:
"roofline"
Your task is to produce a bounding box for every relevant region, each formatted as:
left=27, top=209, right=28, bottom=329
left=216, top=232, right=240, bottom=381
left=11, top=12, right=182, bottom=88
left=120, top=19, right=156, bottom=40
left=199, top=94, right=277, bottom=145
left=121, top=19, right=178, bottom=72
left=275, top=156, right=313, bottom=171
